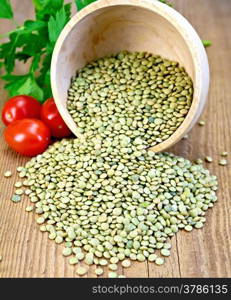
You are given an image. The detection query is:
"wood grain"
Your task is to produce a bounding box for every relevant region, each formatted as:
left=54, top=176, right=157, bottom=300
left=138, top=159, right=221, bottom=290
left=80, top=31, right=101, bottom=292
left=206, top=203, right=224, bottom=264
left=0, top=0, right=231, bottom=278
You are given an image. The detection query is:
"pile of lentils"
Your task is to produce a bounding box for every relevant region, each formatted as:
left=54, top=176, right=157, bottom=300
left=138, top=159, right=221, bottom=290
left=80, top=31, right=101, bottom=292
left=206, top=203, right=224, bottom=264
left=67, top=51, right=193, bottom=147
left=17, top=134, right=218, bottom=277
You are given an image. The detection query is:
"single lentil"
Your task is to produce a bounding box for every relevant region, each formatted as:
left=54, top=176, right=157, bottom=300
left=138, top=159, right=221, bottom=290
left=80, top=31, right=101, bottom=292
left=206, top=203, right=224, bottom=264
left=11, top=194, right=21, bottom=203
left=121, top=259, right=131, bottom=268
left=109, top=264, right=118, bottom=271
left=219, top=159, right=228, bottom=166
left=15, top=189, right=24, bottom=195
left=221, top=151, right=228, bottom=157
left=16, top=166, right=23, bottom=172
left=76, top=266, right=88, bottom=276
left=155, top=257, right=165, bottom=265
left=198, top=120, right=205, bottom=126
left=25, top=206, right=33, bottom=212
left=62, top=248, right=72, bottom=256
left=36, top=217, right=45, bottom=224
left=69, top=257, right=78, bottom=265
left=4, top=171, right=12, bottom=177
left=95, top=267, right=104, bottom=276
left=205, top=156, right=213, bottom=163
left=15, top=182, right=22, bottom=188
left=160, top=249, right=171, bottom=257
left=195, top=158, right=203, bottom=165
left=108, top=272, right=118, bottom=278
left=148, top=254, right=158, bottom=262
left=76, top=252, right=85, bottom=261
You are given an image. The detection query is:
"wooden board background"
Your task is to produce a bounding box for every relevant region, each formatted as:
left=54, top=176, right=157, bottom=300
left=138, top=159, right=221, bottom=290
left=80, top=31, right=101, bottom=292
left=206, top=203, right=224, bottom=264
left=0, top=0, right=231, bottom=278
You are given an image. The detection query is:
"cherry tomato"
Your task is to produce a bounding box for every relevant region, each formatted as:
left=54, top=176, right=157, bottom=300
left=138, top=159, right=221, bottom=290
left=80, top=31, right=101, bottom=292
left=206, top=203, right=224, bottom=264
left=41, top=98, right=72, bottom=138
left=4, top=119, right=51, bottom=156
left=2, top=95, right=41, bottom=126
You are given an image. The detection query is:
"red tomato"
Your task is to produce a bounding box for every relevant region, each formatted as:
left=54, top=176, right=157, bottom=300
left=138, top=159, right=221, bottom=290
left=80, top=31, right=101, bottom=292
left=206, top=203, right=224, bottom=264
left=4, top=119, right=51, bottom=157
left=2, top=95, right=41, bottom=126
left=41, top=98, right=72, bottom=138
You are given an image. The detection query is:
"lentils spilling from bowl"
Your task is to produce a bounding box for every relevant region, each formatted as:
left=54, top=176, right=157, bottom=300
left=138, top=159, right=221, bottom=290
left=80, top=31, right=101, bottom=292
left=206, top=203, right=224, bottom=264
left=14, top=134, right=217, bottom=277
left=67, top=51, right=193, bottom=147
left=9, top=51, right=218, bottom=277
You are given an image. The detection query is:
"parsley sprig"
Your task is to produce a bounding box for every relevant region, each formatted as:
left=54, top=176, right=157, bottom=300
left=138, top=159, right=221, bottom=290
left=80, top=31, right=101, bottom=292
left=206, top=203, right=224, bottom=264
left=0, top=0, right=96, bottom=102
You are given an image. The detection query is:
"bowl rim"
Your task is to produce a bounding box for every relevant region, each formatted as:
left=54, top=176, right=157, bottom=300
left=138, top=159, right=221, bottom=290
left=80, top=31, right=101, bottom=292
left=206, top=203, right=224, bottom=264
left=51, top=0, right=209, bottom=152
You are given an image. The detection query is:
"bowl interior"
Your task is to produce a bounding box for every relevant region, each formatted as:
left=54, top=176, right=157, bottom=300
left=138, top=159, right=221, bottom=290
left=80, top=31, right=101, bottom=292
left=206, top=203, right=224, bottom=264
left=52, top=2, right=203, bottom=150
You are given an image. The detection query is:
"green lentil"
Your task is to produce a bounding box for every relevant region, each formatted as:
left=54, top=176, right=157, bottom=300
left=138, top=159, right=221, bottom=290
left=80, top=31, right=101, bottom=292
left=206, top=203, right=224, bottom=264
left=18, top=136, right=218, bottom=271
left=67, top=51, right=193, bottom=147
left=198, top=120, right=205, bottom=126
left=15, top=189, right=24, bottom=195
left=137, top=254, right=146, bottom=262
left=195, top=158, right=203, bottom=165
left=11, top=194, right=21, bottom=203
left=109, top=264, right=118, bottom=271
left=155, top=257, right=165, bottom=265
left=13, top=53, right=219, bottom=275
left=62, top=247, right=72, bottom=256
left=219, top=159, right=228, bottom=166
left=25, top=206, right=33, bottom=212
left=4, top=170, right=12, bottom=177
left=99, top=259, right=108, bottom=266
left=84, top=253, right=94, bottom=265
left=184, top=225, right=193, bottom=232
left=160, top=249, right=171, bottom=257
left=148, top=254, right=158, bottom=262
left=15, top=182, right=22, bottom=188
left=164, top=243, right=172, bottom=250
left=95, top=267, right=104, bottom=276
left=76, top=266, right=88, bottom=276
left=195, top=222, right=204, bottom=229
left=76, top=252, right=85, bottom=261
left=69, top=257, right=78, bottom=265
left=110, top=257, right=119, bottom=264
left=24, top=189, right=32, bottom=195
left=221, top=151, right=228, bottom=157
left=108, top=272, right=118, bottom=278
left=122, top=259, right=131, bottom=268
left=55, top=236, right=63, bottom=244
left=36, top=217, right=45, bottom=224
left=205, top=156, right=213, bottom=163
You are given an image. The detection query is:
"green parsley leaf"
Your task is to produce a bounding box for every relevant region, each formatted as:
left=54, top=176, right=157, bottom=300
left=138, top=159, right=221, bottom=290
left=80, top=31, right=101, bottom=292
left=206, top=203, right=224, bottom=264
left=3, top=74, right=44, bottom=101
left=3, top=74, right=29, bottom=96
left=48, top=7, right=68, bottom=44
left=15, top=53, right=31, bottom=62
left=30, top=53, right=42, bottom=73
left=24, top=20, right=46, bottom=32
left=0, top=0, right=13, bottom=19
left=64, top=3, right=72, bottom=21
left=75, top=0, right=97, bottom=11
left=37, top=52, right=53, bottom=99
left=0, top=0, right=77, bottom=102
left=32, top=0, right=64, bottom=11
left=34, top=0, right=65, bottom=21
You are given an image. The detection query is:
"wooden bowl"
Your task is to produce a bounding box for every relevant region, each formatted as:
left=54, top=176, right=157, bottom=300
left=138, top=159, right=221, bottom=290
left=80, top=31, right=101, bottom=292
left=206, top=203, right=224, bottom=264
left=51, top=0, right=209, bottom=152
